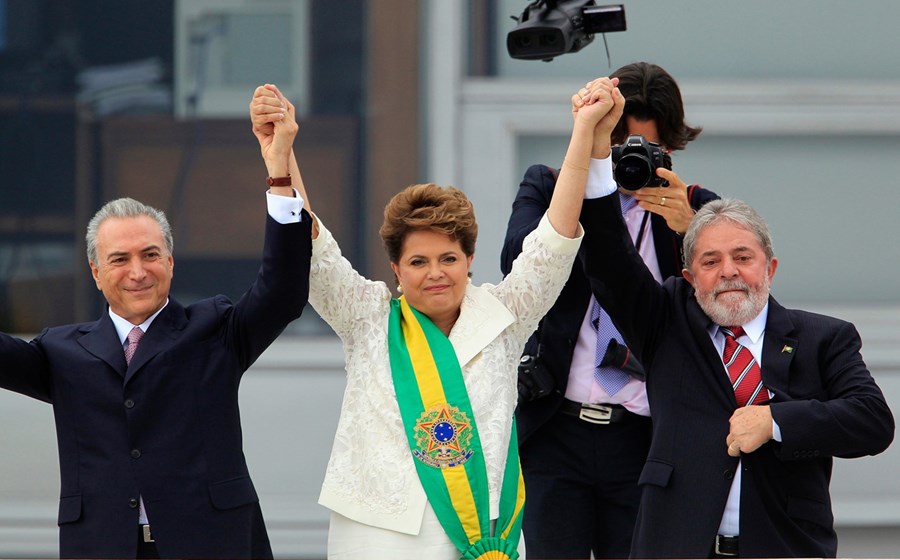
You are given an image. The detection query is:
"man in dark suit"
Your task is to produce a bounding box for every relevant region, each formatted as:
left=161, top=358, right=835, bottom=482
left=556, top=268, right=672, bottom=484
left=0, top=86, right=310, bottom=558
left=580, top=187, right=894, bottom=557
left=501, top=62, right=719, bottom=558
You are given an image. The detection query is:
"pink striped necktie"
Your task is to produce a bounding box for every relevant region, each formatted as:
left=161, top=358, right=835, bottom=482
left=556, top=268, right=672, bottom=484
left=124, top=326, right=144, bottom=365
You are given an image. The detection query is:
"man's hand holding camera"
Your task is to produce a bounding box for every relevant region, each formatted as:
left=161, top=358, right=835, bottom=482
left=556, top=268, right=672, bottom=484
left=631, top=168, right=696, bottom=235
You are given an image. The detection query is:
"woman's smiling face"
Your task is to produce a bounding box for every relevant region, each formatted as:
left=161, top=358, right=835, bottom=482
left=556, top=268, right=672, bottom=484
left=390, top=229, right=473, bottom=333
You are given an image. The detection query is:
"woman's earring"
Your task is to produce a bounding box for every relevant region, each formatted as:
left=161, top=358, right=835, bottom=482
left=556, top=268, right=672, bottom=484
left=397, top=284, right=403, bottom=294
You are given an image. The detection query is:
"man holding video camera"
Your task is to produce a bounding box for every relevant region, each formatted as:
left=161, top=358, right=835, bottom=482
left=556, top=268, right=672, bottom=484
left=501, top=62, right=719, bottom=558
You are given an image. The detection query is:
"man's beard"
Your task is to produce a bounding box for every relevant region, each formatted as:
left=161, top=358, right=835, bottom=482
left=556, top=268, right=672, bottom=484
left=695, top=275, right=770, bottom=327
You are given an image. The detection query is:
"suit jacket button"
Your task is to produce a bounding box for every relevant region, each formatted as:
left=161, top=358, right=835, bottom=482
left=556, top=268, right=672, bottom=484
left=129, top=498, right=139, bottom=508
left=124, top=399, right=135, bottom=409
left=723, top=468, right=734, bottom=480
left=131, top=449, right=142, bottom=459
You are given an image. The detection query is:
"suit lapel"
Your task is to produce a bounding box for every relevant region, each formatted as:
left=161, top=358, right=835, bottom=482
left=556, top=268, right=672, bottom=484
left=760, top=297, right=797, bottom=396
left=684, top=292, right=739, bottom=405
left=124, top=300, right=189, bottom=385
left=78, top=314, right=128, bottom=376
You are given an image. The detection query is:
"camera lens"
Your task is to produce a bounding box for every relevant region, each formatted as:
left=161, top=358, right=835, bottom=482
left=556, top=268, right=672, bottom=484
left=614, top=154, right=652, bottom=190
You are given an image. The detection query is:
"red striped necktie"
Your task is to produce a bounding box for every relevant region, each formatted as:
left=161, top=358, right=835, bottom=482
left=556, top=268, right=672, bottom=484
left=721, top=326, right=768, bottom=406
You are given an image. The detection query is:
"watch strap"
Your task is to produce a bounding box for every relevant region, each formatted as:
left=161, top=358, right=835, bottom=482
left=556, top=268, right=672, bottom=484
left=266, top=175, right=292, bottom=187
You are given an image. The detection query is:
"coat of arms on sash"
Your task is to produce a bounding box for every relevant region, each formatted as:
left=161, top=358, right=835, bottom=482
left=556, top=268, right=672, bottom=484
left=413, top=404, right=475, bottom=468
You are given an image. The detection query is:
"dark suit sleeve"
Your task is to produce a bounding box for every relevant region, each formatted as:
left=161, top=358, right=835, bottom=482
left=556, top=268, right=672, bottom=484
left=229, top=210, right=313, bottom=369
left=581, top=184, right=719, bottom=364
left=0, top=331, right=51, bottom=403
left=771, top=318, right=895, bottom=460
left=687, top=184, right=720, bottom=210
left=579, top=194, right=670, bottom=367
left=501, top=164, right=557, bottom=277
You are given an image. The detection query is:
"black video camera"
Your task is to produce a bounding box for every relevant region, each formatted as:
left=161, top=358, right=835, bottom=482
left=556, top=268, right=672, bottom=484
left=507, top=1, right=626, bottom=62
left=611, top=134, right=672, bottom=190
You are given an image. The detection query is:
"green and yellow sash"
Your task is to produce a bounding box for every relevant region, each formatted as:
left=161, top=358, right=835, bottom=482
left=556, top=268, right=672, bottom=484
left=388, top=296, right=525, bottom=559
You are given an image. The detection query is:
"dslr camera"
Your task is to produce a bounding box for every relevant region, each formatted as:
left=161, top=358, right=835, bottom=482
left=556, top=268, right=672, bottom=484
left=517, top=354, right=556, bottom=403
left=611, top=134, right=672, bottom=190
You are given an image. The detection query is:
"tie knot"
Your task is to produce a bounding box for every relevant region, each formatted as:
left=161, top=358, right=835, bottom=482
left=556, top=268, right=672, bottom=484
left=721, top=325, right=745, bottom=340
left=128, top=326, right=144, bottom=345
left=619, top=192, right=638, bottom=215
left=124, top=326, right=144, bottom=365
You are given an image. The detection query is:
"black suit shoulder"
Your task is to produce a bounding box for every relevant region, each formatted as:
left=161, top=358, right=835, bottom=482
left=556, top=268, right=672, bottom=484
left=501, top=164, right=558, bottom=277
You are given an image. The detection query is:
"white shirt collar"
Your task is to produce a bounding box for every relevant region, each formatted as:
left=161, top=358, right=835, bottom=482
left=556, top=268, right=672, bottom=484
left=108, top=299, right=169, bottom=345
left=705, top=301, right=769, bottom=344
left=740, top=303, right=769, bottom=344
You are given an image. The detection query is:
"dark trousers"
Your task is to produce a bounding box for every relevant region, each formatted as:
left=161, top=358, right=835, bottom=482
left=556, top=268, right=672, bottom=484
left=520, top=408, right=651, bottom=559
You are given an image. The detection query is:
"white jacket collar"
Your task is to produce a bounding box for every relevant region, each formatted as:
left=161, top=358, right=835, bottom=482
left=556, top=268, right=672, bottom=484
left=448, top=283, right=515, bottom=367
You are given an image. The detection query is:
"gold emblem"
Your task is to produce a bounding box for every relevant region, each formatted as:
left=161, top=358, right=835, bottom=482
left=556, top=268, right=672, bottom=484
left=413, top=404, right=475, bottom=468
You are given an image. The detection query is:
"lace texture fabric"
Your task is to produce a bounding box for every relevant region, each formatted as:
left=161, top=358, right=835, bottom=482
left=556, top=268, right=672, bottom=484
left=310, top=214, right=581, bottom=533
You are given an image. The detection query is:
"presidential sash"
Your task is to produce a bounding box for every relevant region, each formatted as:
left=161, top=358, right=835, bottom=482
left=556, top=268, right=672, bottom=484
left=388, top=296, right=525, bottom=559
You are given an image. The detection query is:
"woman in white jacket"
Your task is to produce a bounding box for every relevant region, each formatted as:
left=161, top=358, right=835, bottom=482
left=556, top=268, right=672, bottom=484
left=250, top=79, right=623, bottom=559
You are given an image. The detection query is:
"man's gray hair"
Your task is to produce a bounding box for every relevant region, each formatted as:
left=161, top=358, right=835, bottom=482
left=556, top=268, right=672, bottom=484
left=682, top=198, right=774, bottom=269
left=86, top=198, right=173, bottom=264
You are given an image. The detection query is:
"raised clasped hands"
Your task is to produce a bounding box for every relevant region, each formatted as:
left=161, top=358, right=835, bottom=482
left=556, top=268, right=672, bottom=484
left=571, top=77, right=625, bottom=149
left=250, top=83, right=298, bottom=175
left=571, top=77, right=625, bottom=159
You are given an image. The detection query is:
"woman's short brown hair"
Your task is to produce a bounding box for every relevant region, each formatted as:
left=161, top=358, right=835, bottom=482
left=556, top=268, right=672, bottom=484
left=379, top=183, right=478, bottom=264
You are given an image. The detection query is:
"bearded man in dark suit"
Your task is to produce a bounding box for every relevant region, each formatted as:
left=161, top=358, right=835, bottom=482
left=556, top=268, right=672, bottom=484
left=580, top=188, right=894, bottom=558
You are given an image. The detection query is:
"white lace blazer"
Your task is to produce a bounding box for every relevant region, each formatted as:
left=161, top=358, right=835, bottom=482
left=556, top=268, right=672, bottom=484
left=311, top=212, right=582, bottom=535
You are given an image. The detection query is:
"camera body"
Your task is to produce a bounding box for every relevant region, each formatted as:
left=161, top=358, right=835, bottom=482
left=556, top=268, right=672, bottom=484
left=611, top=134, right=672, bottom=190
left=517, top=354, right=556, bottom=403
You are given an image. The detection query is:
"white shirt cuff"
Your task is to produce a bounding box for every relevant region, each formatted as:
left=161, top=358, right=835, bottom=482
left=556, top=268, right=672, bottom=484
left=266, top=189, right=305, bottom=224
left=585, top=155, right=617, bottom=199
